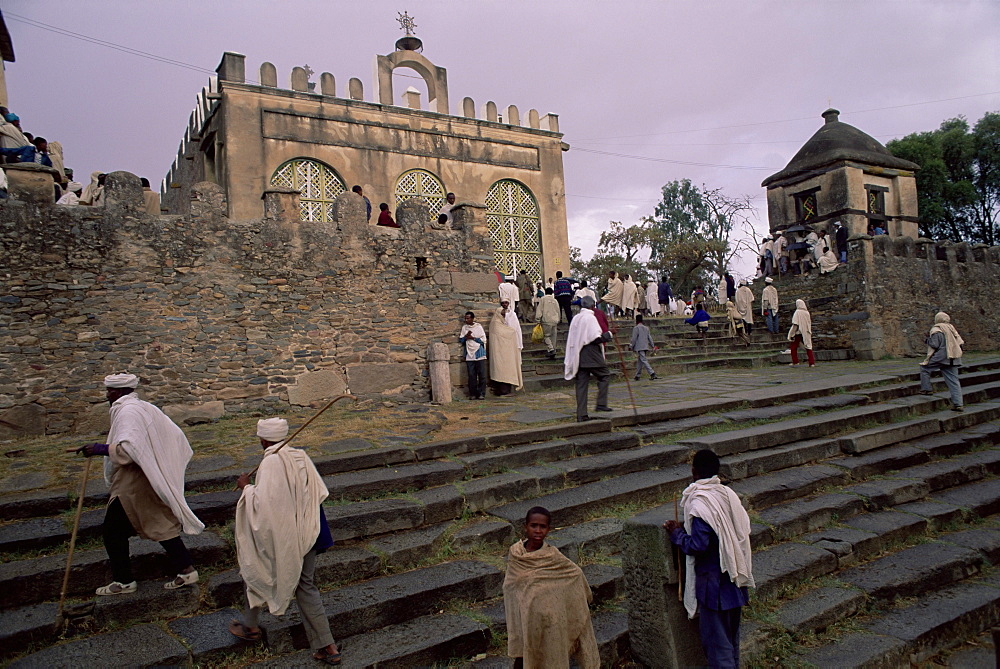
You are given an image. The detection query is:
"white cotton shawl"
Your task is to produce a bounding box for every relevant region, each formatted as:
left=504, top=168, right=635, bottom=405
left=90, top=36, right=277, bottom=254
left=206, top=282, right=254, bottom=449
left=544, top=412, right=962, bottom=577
left=80, top=171, right=103, bottom=205
left=646, top=283, right=661, bottom=315
left=602, top=277, right=624, bottom=307
left=789, top=299, right=813, bottom=349
left=564, top=308, right=603, bottom=381
left=681, top=476, right=755, bottom=619
left=236, top=443, right=329, bottom=615
left=761, top=285, right=779, bottom=314
left=0, top=121, right=28, bottom=149
left=622, top=279, right=638, bottom=310
left=930, top=312, right=964, bottom=360
left=735, top=286, right=754, bottom=324
left=489, top=308, right=524, bottom=388
left=104, top=394, right=204, bottom=535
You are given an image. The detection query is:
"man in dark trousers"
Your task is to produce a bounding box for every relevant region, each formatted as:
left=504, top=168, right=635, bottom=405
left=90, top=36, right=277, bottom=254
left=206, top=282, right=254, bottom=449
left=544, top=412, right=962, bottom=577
left=664, top=449, right=754, bottom=669
left=563, top=296, right=613, bottom=422
left=835, top=221, right=849, bottom=263
left=553, top=271, right=575, bottom=324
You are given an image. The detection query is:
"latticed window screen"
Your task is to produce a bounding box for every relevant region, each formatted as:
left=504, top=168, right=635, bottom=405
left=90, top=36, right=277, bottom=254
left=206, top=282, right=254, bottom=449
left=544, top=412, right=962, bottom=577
left=486, top=179, right=542, bottom=281
left=270, top=159, right=346, bottom=222
left=394, top=169, right=446, bottom=223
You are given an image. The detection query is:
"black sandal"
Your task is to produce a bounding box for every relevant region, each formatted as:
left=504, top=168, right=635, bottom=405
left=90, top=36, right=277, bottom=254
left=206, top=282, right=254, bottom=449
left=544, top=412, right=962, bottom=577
left=313, top=647, right=342, bottom=665
left=229, top=619, right=262, bottom=642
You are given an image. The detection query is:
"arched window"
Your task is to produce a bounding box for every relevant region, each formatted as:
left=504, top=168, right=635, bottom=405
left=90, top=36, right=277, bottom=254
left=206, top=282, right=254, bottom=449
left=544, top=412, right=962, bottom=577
left=395, top=169, right=446, bottom=223
left=270, top=158, right=346, bottom=222
left=486, top=179, right=542, bottom=280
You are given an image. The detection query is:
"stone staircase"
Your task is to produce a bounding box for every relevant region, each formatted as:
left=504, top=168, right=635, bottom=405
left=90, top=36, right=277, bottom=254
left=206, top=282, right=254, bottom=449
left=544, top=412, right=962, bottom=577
left=3, top=359, right=1000, bottom=667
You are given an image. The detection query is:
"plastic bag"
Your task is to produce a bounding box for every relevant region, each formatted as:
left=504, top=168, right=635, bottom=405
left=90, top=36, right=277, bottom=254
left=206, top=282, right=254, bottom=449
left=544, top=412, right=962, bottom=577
left=531, top=323, right=545, bottom=343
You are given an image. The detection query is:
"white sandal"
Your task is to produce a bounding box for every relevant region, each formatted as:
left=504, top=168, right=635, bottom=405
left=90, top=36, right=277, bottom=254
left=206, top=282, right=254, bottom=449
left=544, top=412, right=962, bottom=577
left=96, top=580, right=137, bottom=596
left=164, top=569, right=199, bottom=590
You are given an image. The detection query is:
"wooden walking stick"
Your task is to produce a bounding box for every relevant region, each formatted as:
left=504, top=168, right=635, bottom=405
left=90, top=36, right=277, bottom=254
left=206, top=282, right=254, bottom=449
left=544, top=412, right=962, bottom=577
left=245, top=393, right=355, bottom=479
left=674, top=493, right=684, bottom=602
left=57, top=456, right=93, bottom=627
left=608, top=326, right=639, bottom=418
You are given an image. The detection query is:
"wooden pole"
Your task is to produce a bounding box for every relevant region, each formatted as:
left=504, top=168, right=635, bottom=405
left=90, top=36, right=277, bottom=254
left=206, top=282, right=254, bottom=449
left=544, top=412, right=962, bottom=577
left=608, top=326, right=639, bottom=418
left=674, top=493, right=684, bottom=602
left=58, top=457, right=93, bottom=624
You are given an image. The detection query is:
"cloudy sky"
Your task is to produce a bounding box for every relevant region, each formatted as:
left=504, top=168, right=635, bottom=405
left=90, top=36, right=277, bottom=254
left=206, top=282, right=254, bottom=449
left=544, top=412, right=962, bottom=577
left=4, top=1, right=998, bottom=277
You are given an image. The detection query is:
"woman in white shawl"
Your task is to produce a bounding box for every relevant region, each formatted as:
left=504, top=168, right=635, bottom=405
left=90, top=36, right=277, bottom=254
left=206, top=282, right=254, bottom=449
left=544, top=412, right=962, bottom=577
left=919, top=312, right=965, bottom=411
left=788, top=299, right=815, bottom=366
left=645, top=280, right=661, bottom=316
left=489, top=299, right=523, bottom=395
left=621, top=274, right=639, bottom=317
left=725, top=300, right=750, bottom=346
left=80, top=171, right=104, bottom=206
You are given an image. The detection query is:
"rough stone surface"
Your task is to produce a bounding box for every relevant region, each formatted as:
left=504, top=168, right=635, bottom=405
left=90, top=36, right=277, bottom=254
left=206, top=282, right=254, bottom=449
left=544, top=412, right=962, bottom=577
left=838, top=542, right=982, bottom=602
left=839, top=417, right=941, bottom=454
left=366, top=522, right=450, bottom=570
left=895, top=500, right=965, bottom=529
left=460, top=472, right=541, bottom=512
left=324, top=498, right=425, bottom=541
left=323, top=460, right=464, bottom=500
left=933, top=479, right=1000, bottom=517
left=287, top=369, right=348, bottom=406
left=730, top=464, right=847, bottom=509
left=844, top=478, right=930, bottom=508
left=168, top=608, right=248, bottom=662
left=347, top=362, right=419, bottom=395
left=775, top=586, right=866, bottom=634
left=941, top=528, right=1000, bottom=564
left=843, top=510, right=929, bottom=547
left=721, top=438, right=840, bottom=480
left=826, top=444, right=930, bottom=479
left=411, top=485, right=465, bottom=524
left=797, top=631, right=907, bottom=669
left=752, top=542, right=839, bottom=598
left=9, top=623, right=190, bottom=668
left=458, top=440, right=573, bottom=476
left=569, top=431, right=641, bottom=455
left=161, top=400, right=225, bottom=425
left=0, top=403, right=47, bottom=438
left=800, top=527, right=881, bottom=564
left=558, top=445, right=688, bottom=484
left=890, top=458, right=987, bottom=492
left=583, top=563, right=622, bottom=604
left=547, top=517, right=623, bottom=563
left=0, top=516, right=69, bottom=552
left=0, top=602, right=58, bottom=655
left=93, top=578, right=200, bottom=626
left=757, top=493, right=866, bottom=541
left=451, top=519, right=516, bottom=551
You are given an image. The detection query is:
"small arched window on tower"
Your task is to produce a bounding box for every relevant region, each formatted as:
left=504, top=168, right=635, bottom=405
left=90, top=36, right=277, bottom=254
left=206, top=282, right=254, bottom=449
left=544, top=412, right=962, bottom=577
left=486, top=179, right=542, bottom=281
left=395, top=169, right=446, bottom=224
left=270, top=158, right=347, bottom=222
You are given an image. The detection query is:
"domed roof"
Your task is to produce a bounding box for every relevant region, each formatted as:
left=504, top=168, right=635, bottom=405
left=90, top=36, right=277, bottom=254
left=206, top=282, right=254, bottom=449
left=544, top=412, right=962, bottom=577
left=762, top=109, right=919, bottom=187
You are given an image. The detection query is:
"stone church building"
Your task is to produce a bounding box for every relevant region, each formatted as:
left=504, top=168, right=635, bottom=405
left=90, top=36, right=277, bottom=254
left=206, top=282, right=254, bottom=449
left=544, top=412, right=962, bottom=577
left=161, top=35, right=571, bottom=282
left=763, top=108, right=921, bottom=239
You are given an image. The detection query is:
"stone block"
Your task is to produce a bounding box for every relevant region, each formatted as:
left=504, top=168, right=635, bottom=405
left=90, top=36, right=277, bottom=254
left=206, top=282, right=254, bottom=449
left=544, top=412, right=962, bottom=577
left=933, top=479, right=1000, bottom=517
left=757, top=493, right=866, bottom=542
left=207, top=569, right=244, bottom=608
left=752, top=542, right=839, bottom=599
left=839, top=542, right=982, bottom=602
left=797, top=631, right=907, bottom=669
left=9, top=623, right=190, bottom=668
left=730, top=464, right=847, bottom=510
left=865, top=580, right=1000, bottom=662
left=569, top=431, right=640, bottom=455
left=451, top=272, right=501, bottom=294
left=843, top=510, right=928, bottom=548
left=314, top=546, right=382, bottom=585
left=940, top=528, right=1000, bottom=564
left=327, top=613, right=490, bottom=668
left=844, top=478, right=930, bottom=508
left=891, top=458, right=987, bottom=492
left=839, top=416, right=941, bottom=454
left=451, top=519, right=516, bottom=551
left=366, top=522, right=451, bottom=570
left=324, top=498, right=424, bottom=542
left=592, top=609, right=630, bottom=668
left=0, top=602, right=58, bottom=656
left=411, top=485, right=465, bottom=524
left=286, top=369, right=348, bottom=406
left=894, top=500, right=964, bottom=530
left=800, top=527, right=880, bottom=564
left=168, top=608, right=248, bottom=663
left=775, top=586, right=866, bottom=634
left=547, top=517, right=623, bottom=563
left=312, top=446, right=414, bottom=476
left=583, top=563, right=622, bottom=604
left=161, top=400, right=225, bottom=425
left=346, top=362, right=419, bottom=395
left=826, top=445, right=930, bottom=479
left=458, top=440, right=573, bottom=476
left=721, top=438, right=840, bottom=480
left=634, top=415, right=726, bottom=440
left=93, top=578, right=200, bottom=626
left=622, top=502, right=705, bottom=669
left=559, top=445, right=688, bottom=485
left=0, top=516, right=69, bottom=552
left=460, top=472, right=540, bottom=512
left=4, top=163, right=60, bottom=205
left=0, top=403, right=47, bottom=438
left=323, top=461, right=465, bottom=500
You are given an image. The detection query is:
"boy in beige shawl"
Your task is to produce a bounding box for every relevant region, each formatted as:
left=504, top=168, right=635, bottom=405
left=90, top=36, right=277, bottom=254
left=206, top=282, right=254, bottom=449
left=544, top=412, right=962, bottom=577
left=919, top=311, right=965, bottom=412
left=503, top=506, right=599, bottom=669
left=231, top=418, right=341, bottom=665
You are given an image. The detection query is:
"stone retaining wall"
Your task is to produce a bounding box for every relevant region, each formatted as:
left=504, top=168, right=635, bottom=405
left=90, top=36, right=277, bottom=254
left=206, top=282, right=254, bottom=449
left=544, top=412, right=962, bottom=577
left=0, top=172, right=498, bottom=437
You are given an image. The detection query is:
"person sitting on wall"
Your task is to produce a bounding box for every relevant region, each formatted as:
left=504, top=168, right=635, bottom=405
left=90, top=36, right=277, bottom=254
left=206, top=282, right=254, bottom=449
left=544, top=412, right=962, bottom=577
left=140, top=178, right=161, bottom=215
left=377, top=202, right=399, bottom=228
left=351, top=185, right=371, bottom=222
left=57, top=181, right=84, bottom=205
left=438, top=191, right=456, bottom=227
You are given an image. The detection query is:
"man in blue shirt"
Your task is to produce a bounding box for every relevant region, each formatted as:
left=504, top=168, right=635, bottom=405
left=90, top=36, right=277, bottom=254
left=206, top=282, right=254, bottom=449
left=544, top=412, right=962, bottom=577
left=664, top=450, right=753, bottom=669
left=553, top=271, right=575, bottom=324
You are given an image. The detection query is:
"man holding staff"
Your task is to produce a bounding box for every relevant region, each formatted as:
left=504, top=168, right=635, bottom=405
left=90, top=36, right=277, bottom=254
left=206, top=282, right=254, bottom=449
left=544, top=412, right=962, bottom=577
left=229, top=418, right=341, bottom=665
left=76, top=373, right=203, bottom=595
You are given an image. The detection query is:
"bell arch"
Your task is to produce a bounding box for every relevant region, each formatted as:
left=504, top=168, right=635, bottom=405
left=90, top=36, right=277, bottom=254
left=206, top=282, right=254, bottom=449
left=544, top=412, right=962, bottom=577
left=270, top=158, right=346, bottom=223
left=486, top=179, right=542, bottom=281
left=395, top=169, right=446, bottom=223
left=375, top=51, right=449, bottom=114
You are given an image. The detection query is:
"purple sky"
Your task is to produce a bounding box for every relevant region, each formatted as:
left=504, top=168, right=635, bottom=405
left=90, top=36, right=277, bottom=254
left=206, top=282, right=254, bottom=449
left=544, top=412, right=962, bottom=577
left=4, top=1, right=999, bottom=278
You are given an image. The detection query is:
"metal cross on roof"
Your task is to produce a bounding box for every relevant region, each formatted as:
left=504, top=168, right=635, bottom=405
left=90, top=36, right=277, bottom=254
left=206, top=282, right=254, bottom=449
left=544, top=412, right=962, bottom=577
left=397, top=11, right=417, bottom=36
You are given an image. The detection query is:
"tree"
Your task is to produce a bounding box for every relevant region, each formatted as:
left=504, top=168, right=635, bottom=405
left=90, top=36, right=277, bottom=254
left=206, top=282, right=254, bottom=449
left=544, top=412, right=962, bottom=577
left=645, top=179, right=757, bottom=293
left=887, top=112, right=1000, bottom=245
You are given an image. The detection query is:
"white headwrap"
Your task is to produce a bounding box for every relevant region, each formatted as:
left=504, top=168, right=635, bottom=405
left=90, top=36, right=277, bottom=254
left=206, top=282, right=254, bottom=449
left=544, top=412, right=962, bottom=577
left=257, top=418, right=289, bottom=441
left=67, top=181, right=83, bottom=192
left=104, top=373, right=139, bottom=388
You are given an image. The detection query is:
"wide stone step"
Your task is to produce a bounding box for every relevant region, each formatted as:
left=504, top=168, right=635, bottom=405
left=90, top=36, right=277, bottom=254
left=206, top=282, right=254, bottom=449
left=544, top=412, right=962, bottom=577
left=800, top=573, right=1000, bottom=668
left=9, top=622, right=190, bottom=668
left=755, top=493, right=867, bottom=546
left=931, top=478, right=1000, bottom=517
left=752, top=542, right=838, bottom=599
left=730, top=464, right=848, bottom=510
left=258, top=559, right=502, bottom=652
left=323, top=461, right=466, bottom=501
left=837, top=541, right=983, bottom=602
left=488, top=466, right=690, bottom=527
left=720, top=438, right=841, bottom=481
left=0, top=531, right=228, bottom=609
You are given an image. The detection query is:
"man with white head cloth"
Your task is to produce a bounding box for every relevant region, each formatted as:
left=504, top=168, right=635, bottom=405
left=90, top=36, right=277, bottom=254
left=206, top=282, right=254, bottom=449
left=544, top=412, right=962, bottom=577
left=564, top=296, right=613, bottom=422
left=735, top=280, right=754, bottom=337
left=76, top=373, right=204, bottom=595
left=230, top=418, right=341, bottom=665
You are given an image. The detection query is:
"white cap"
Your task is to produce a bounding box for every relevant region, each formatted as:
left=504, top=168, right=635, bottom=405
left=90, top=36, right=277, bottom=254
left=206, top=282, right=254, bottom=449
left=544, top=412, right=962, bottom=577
left=104, top=373, right=139, bottom=388
left=257, top=418, right=289, bottom=441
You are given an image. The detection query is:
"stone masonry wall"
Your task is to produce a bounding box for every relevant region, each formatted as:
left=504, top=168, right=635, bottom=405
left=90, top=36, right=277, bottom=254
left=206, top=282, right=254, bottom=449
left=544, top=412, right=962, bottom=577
left=0, top=172, right=499, bottom=437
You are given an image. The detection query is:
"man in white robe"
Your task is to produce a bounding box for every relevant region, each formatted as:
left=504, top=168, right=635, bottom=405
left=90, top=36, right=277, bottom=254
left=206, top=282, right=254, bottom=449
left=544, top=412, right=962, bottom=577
left=489, top=299, right=523, bottom=395
left=601, top=271, right=624, bottom=320
left=57, top=181, right=83, bottom=206
left=564, top=296, right=613, bottom=422
left=735, top=281, right=755, bottom=336
left=498, top=276, right=519, bottom=312
left=230, top=418, right=341, bottom=665
left=621, top=274, right=638, bottom=317
left=77, top=373, right=203, bottom=595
